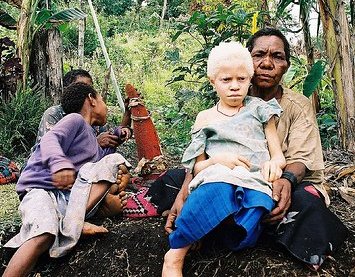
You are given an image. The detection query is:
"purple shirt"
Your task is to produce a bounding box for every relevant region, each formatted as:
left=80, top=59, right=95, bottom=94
left=17, top=113, right=115, bottom=198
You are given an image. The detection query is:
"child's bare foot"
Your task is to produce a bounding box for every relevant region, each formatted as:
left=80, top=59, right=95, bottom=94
left=82, top=222, right=108, bottom=236
left=117, top=164, right=130, bottom=192
left=162, top=249, right=185, bottom=277
left=108, top=164, right=130, bottom=195
left=96, top=191, right=128, bottom=218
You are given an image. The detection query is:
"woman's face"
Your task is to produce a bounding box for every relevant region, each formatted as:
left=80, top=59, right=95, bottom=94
left=250, top=35, right=289, bottom=89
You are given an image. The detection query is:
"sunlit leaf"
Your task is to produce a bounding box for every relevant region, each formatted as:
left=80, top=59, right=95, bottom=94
left=48, top=8, right=86, bottom=24
left=35, top=9, right=52, bottom=25
left=276, top=0, right=293, bottom=17
left=0, top=10, right=17, bottom=30
left=303, top=60, right=325, bottom=98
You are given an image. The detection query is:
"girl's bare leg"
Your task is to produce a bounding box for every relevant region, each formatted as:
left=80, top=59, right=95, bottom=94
left=3, top=233, right=54, bottom=277
left=162, top=245, right=191, bottom=277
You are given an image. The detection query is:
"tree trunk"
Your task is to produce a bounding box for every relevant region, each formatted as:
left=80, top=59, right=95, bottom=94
left=2, top=0, right=22, bottom=8
left=160, top=0, right=168, bottom=29
left=47, top=28, right=63, bottom=103
left=259, top=0, right=271, bottom=26
left=30, top=28, right=63, bottom=103
left=17, top=0, right=37, bottom=91
left=78, top=0, right=85, bottom=67
left=319, top=0, right=355, bottom=152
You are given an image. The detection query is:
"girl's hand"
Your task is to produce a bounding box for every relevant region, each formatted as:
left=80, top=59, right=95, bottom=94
left=212, top=154, right=251, bottom=170
left=262, top=160, right=283, bottom=182
left=52, top=169, right=76, bottom=189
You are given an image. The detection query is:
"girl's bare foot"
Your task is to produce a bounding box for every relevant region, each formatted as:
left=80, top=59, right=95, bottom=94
left=96, top=191, right=128, bottom=218
left=82, top=222, right=108, bottom=236
left=162, top=248, right=189, bottom=277
left=108, top=164, right=130, bottom=194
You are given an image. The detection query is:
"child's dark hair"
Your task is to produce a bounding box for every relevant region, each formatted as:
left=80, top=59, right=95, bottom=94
left=63, top=69, right=92, bottom=88
left=246, top=27, right=291, bottom=65
left=61, top=83, right=97, bottom=114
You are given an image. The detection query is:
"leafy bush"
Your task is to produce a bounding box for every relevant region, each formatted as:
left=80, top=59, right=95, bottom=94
left=316, top=78, right=339, bottom=149
left=169, top=4, right=256, bottom=106
left=94, top=0, right=133, bottom=17
left=0, top=90, right=49, bottom=161
left=61, top=19, right=100, bottom=56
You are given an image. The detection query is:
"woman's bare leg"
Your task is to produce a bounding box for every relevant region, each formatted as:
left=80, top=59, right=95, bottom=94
left=162, top=245, right=191, bottom=277
left=3, top=233, right=54, bottom=277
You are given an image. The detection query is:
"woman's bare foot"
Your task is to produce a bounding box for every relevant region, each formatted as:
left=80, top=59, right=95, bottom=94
left=82, top=222, right=108, bottom=236
left=96, top=191, right=128, bottom=218
left=109, top=164, right=130, bottom=195
left=162, top=248, right=189, bottom=277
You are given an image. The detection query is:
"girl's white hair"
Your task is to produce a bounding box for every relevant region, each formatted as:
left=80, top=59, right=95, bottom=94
left=207, top=41, right=254, bottom=79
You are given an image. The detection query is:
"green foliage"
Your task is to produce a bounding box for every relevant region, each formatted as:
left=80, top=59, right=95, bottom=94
left=0, top=90, right=49, bottom=161
left=94, top=0, right=133, bottom=17
left=0, top=37, right=23, bottom=100
left=147, top=0, right=190, bottom=19
left=169, top=4, right=255, bottom=105
left=61, top=21, right=99, bottom=56
left=303, top=60, right=325, bottom=97
left=0, top=184, right=21, bottom=246
left=0, top=9, right=17, bottom=30
left=317, top=77, right=339, bottom=149
left=33, top=7, right=87, bottom=38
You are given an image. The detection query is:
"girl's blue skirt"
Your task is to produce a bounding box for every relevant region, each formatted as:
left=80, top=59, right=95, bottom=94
left=169, top=182, right=274, bottom=250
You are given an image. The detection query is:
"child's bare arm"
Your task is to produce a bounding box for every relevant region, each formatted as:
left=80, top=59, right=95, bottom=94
left=192, top=109, right=251, bottom=175
left=52, top=169, right=76, bottom=190
left=263, top=116, right=286, bottom=181
left=194, top=153, right=251, bottom=175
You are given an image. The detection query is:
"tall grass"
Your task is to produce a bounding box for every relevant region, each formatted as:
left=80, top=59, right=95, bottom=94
left=0, top=90, right=49, bottom=162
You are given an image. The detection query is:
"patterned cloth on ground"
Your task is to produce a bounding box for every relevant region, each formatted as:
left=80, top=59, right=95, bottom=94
left=123, top=187, right=159, bottom=218
left=169, top=182, right=274, bottom=250
left=0, top=156, right=19, bottom=185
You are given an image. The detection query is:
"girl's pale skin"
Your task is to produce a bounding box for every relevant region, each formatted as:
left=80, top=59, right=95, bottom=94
left=3, top=93, right=129, bottom=277
left=162, top=62, right=286, bottom=277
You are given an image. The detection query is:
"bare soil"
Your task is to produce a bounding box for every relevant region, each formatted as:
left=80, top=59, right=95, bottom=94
left=1, top=143, right=354, bottom=276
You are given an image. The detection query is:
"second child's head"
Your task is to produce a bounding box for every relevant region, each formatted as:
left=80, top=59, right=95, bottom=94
left=61, top=83, right=108, bottom=126
left=63, top=69, right=93, bottom=88
left=207, top=41, right=254, bottom=106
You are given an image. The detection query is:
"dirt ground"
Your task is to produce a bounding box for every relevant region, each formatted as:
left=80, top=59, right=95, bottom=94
left=1, top=143, right=354, bottom=277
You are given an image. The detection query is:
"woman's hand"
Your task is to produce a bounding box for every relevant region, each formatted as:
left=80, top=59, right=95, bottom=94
left=52, top=169, right=76, bottom=190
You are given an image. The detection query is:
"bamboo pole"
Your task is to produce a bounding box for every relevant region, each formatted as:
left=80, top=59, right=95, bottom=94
left=87, top=0, right=125, bottom=112
left=78, top=0, right=85, bottom=68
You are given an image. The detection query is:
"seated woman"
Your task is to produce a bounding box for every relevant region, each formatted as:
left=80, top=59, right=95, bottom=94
left=162, top=42, right=286, bottom=276
left=3, top=83, right=131, bottom=277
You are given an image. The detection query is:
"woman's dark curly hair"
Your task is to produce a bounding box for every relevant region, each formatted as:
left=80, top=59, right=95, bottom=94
left=61, top=83, right=97, bottom=114
left=246, top=27, right=291, bottom=65
left=63, top=69, right=92, bottom=88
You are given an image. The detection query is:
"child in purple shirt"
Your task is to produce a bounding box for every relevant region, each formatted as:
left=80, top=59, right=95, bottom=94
left=3, top=83, right=131, bottom=277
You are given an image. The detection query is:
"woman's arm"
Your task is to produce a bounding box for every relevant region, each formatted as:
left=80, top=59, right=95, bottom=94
left=263, top=116, right=286, bottom=181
